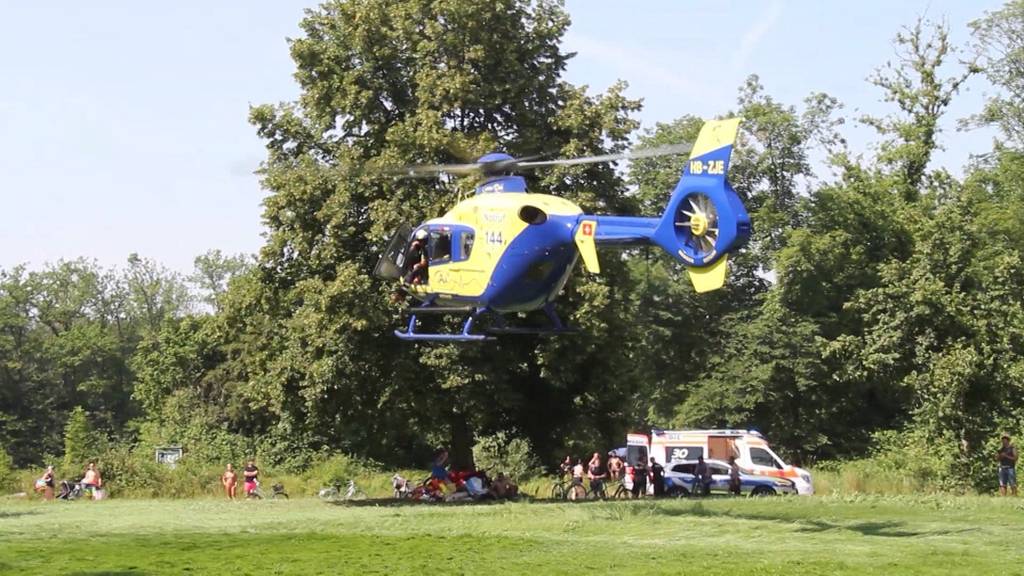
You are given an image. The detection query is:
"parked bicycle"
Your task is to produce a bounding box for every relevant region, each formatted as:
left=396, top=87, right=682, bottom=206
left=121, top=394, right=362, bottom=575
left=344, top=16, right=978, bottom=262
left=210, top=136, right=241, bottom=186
left=550, top=478, right=570, bottom=500
left=247, top=480, right=288, bottom=500
left=611, top=481, right=633, bottom=500
left=319, top=479, right=367, bottom=502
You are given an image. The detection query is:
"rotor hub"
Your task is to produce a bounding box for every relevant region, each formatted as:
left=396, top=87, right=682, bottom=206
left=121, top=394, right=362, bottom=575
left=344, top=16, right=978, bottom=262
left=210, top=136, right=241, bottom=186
left=689, top=213, right=709, bottom=236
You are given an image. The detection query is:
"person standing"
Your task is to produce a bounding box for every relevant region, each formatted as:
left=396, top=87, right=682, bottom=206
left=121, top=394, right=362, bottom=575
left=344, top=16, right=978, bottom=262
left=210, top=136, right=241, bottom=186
left=649, top=458, right=665, bottom=497
left=587, top=452, right=607, bottom=499
left=728, top=456, right=742, bottom=496
left=222, top=464, right=238, bottom=500
left=559, top=455, right=573, bottom=481
left=695, top=456, right=711, bottom=496
left=243, top=459, right=260, bottom=497
left=81, top=462, right=103, bottom=498
left=607, top=451, right=624, bottom=482
left=632, top=458, right=648, bottom=498
left=997, top=435, right=1018, bottom=496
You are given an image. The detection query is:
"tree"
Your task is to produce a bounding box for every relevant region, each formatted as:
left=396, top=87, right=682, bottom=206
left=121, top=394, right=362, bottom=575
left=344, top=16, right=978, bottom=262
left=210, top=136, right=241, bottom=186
left=729, top=75, right=845, bottom=264
left=63, top=406, right=102, bottom=473
left=124, top=253, right=192, bottom=332
left=861, top=18, right=978, bottom=202
left=240, top=0, right=643, bottom=467
left=190, top=250, right=252, bottom=312
left=970, top=1, right=1024, bottom=147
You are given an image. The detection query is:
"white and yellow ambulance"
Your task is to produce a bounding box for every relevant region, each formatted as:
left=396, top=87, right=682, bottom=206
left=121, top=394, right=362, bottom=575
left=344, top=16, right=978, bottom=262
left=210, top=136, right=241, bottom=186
left=626, top=429, right=813, bottom=495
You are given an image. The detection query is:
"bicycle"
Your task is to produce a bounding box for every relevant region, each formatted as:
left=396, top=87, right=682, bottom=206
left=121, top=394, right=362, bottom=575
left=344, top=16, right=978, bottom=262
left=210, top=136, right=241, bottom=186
left=566, top=480, right=588, bottom=501
left=587, top=479, right=608, bottom=500
left=319, top=479, right=367, bottom=502
left=612, top=481, right=633, bottom=500
left=550, top=477, right=570, bottom=500
left=247, top=480, right=288, bottom=500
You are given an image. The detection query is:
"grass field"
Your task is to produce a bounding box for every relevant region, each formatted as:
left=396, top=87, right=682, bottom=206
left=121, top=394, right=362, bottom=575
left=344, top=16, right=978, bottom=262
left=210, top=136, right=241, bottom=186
left=2, top=494, right=1023, bottom=575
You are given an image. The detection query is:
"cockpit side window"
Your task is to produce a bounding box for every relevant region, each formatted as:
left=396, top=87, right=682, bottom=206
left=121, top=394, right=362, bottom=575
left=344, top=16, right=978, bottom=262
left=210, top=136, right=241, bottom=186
left=429, top=230, right=452, bottom=262
left=458, top=231, right=474, bottom=261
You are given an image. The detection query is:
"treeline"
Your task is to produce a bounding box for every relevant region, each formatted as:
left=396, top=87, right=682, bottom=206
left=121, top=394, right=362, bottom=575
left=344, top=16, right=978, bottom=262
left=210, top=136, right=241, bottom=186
left=5, top=0, right=1024, bottom=492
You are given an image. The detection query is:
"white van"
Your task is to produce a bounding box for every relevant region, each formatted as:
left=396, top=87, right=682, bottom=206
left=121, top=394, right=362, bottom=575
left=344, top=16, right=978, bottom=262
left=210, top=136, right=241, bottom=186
left=626, top=429, right=813, bottom=495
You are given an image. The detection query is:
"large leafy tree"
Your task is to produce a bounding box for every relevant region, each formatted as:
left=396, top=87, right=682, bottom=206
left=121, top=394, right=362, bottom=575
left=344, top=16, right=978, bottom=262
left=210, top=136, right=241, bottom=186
left=240, top=0, right=645, bottom=466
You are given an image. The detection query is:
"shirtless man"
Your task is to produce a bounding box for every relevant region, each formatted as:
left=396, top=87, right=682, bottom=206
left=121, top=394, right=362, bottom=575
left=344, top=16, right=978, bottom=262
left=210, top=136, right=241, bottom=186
left=607, top=451, right=624, bottom=481
left=222, top=463, right=238, bottom=500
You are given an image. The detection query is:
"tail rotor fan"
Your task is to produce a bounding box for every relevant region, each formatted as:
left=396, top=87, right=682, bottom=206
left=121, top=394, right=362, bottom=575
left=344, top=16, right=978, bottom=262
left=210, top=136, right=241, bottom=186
left=675, top=193, right=720, bottom=261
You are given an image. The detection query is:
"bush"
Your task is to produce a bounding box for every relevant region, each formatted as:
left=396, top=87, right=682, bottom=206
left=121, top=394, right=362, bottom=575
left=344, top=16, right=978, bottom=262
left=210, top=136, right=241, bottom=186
left=472, top=432, right=542, bottom=482
left=0, top=445, right=15, bottom=493
left=63, top=406, right=107, bottom=473
left=812, top=429, right=979, bottom=495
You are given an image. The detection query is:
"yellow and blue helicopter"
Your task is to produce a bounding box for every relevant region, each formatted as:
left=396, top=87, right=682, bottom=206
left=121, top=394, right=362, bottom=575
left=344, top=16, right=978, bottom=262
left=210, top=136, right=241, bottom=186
left=374, top=118, right=751, bottom=342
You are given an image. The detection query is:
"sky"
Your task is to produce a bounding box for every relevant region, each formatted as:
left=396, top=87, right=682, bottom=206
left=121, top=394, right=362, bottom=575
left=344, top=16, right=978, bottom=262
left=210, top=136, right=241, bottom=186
left=0, top=0, right=1007, bottom=273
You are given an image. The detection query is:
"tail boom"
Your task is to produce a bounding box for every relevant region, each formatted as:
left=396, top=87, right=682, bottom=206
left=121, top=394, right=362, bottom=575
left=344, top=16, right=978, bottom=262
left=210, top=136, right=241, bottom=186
left=571, top=118, right=750, bottom=293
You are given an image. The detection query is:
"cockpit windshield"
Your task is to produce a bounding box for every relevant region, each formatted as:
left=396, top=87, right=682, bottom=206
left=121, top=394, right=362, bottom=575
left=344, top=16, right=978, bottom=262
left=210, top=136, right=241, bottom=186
left=372, top=224, right=413, bottom=281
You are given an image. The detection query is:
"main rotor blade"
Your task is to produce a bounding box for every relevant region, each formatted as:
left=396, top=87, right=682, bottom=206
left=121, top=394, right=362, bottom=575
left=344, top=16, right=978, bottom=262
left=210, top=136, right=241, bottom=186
left=516, top=142, right=694, bottom=169
left=385, top=163, right=481, bottom=178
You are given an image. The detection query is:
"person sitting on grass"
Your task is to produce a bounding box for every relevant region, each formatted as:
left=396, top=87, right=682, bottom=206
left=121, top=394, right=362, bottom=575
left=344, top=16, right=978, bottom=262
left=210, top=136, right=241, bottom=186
left=489, top=472, right=518, bottom=499
left=34, top=465, right=55, bottom=500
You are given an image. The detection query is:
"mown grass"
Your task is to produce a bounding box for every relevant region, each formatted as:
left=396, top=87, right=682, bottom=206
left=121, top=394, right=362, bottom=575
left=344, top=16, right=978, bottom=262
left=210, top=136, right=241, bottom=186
left=2, top=494, right=1022, bottom=575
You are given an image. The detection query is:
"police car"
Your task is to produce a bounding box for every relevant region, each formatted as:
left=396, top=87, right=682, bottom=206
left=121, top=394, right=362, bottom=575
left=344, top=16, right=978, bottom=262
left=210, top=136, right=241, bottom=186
left=662, top=459, right=797, bottom=496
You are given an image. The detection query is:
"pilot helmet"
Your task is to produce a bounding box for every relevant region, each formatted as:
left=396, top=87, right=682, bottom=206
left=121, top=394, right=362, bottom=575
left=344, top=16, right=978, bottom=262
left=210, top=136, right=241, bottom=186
left=414, top=229, right=428, bottom=240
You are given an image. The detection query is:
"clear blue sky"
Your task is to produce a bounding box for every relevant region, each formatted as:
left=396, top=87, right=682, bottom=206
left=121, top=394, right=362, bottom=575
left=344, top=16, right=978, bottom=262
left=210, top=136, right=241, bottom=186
left=0, top=0, right=1005, bottom=273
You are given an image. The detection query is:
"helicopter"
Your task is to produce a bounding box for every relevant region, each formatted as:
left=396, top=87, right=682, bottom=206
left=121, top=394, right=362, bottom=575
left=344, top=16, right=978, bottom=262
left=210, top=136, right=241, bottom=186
left=373, top=118, right=751, bottom=342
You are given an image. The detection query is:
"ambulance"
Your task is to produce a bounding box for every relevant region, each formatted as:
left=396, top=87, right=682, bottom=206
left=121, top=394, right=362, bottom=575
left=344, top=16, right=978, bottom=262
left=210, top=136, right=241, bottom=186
left=626, top=429, right=813, bottom=495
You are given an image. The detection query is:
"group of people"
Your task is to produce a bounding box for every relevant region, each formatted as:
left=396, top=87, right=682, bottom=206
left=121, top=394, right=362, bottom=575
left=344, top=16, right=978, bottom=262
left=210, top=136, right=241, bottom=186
left=34, top=462, right=103, bottom=500
left=220, top=460, right=261, bottom=499
left=426, top=447, right=518, bottom=501
left=560, top=451, right=744, bottom=498
left=560, top=452, right=667, bottom=498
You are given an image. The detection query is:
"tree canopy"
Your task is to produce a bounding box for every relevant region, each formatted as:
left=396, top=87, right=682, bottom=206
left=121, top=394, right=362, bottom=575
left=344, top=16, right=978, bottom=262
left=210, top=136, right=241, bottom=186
left=4, top=2, right=1024, bottom=492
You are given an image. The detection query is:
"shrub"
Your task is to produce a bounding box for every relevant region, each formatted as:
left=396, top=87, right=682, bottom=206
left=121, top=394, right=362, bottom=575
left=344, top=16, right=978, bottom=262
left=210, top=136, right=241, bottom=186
left=472, top=432, right=542, bottom=482
left=0, top=445, right=15, bottom=492
left=63, top=406, right=107, bottom=473
left=812, top=429, right=980, bottom=495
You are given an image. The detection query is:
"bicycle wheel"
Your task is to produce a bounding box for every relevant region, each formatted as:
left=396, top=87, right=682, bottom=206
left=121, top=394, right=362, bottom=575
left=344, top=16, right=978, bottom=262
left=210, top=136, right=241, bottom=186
left=613, top=484, right=632, bottom=500
left=318, top=487, right=339, bottom=501
left=550, top=483, right=567, bottom=500
left=568, top=483, right=587, bottom=501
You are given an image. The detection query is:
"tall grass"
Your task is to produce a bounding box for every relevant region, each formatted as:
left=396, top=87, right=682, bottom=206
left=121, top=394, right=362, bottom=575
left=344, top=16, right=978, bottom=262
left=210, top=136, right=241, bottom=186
left=810, top=459, right=977, bottom=495
left=8, top=456, right=429, bottom=500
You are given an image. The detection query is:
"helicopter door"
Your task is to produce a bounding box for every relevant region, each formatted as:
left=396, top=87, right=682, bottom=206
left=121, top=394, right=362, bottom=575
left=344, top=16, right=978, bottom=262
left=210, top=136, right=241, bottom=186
left=373, top=224, right=413, bottom=281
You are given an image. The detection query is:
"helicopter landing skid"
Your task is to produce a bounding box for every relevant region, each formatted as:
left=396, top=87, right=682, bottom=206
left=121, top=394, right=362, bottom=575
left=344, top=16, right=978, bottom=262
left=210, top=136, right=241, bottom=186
left=483, top=303, right=578, bottom=336
left=394, top=303, right=575, bottom=342
left=394, top=308, right=494, bottom=342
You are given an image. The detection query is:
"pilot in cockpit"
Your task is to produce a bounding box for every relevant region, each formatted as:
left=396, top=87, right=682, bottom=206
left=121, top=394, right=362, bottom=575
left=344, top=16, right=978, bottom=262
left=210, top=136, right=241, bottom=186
left=404, top=229, right=429, bottom=285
